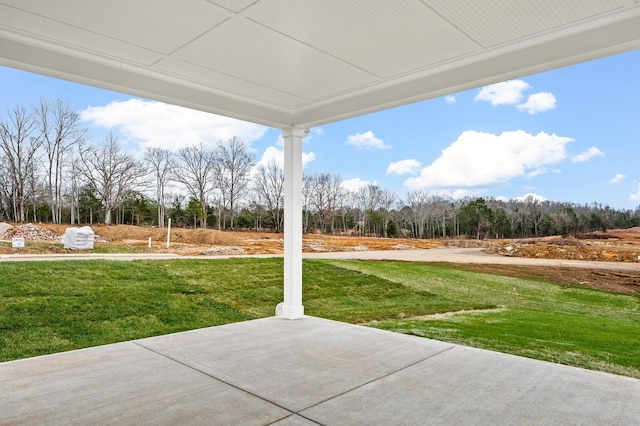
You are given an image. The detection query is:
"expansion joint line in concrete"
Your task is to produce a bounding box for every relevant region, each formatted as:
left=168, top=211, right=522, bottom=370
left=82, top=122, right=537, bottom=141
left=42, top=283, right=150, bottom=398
left=134, top=341, right=454, bottom=425
left=133, top=341, right=315, bottom=423
left=297, top=345, right=456, bottom=413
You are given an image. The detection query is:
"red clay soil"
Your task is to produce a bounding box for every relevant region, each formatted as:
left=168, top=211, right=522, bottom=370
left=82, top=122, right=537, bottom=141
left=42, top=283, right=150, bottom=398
left=451, top=263, right=640, bottom=295
left=2, top=223, right=639, bottom=293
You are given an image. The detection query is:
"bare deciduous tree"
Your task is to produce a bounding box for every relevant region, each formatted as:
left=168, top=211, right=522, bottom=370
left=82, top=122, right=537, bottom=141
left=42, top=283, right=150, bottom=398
left=377, top=187, right=397, bottom=237
left=213, top=137, right=254, bottom=229
left=253, top=160, right=285, bottom=232
left=172, top=142, right=216, bottom=228
left=302, top=174, right=313, bottom=233
left=77, top=133, right=146, bottom=225
left=306, top=173, right=345, bottom=234
left=353, top=184, right=383, bottom=236
left=67, top=155, right=82, bottom=224
left=428, top=195, right=452, bottom=238
left=0, top=106, right=42, bottom=222
left=144, top=147, right=173, bottom=227
left=406, top=190, right=430, bottom=238
left=524, top=195, right=545, bottom=237
left=36, top=98, right=85, bottom=224
left=0, top=157, right=10, bottom=220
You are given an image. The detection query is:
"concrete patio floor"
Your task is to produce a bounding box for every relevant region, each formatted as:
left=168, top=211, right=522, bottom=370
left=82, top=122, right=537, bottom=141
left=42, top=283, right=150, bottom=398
left=2, top=316, right=639, bottom=425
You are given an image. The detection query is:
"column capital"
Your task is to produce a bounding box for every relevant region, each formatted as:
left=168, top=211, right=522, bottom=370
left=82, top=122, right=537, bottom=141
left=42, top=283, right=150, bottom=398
left=282, top=127, right=309, bottom=139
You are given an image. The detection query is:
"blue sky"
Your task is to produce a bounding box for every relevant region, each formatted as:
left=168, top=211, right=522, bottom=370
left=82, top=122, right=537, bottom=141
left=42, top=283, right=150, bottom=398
left=1, top=49, right=639, bottom=209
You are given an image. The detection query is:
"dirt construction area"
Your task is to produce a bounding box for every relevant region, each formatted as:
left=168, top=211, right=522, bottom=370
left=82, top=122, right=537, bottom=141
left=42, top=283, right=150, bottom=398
left=1, top=222, right=639, bottom=294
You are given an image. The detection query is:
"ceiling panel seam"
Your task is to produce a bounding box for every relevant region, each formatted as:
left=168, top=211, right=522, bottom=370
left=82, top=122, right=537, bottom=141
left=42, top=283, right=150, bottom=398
left=155, top=53, right=396, bottom=111
left=483, top=5, right=640, bottom=51
left=424, top=1, right=640, bottom=50
left=0, top=27, right=161, bottom=69
left=204, top=0, right=262, bottom=16
left=150, top=16, right=232, bottom=67
left=0, top=3, right=168, bottom=56
left=1, top=1, right=240, bottom=60
left=244, top=17, right=385, bottom=80
left=154, top=56, right=315, bottom=105
left=418, top=0, right=485, bottom=49
left=488, top=7, right=632, bottom=49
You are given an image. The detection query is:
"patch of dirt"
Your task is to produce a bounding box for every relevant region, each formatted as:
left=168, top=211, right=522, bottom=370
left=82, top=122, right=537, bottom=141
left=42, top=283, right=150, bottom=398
left=485, top=232, right=640, bottom=263
left=408, top=307, right=508, bottom=320
left=224, top=231, right=444, bottom=255
left=587, top=227, right=640, bottom=241
left=3, top=223, right=639, bottom=293
left=92, top=225, right=242, bottom=246
left=299, top=234, right=442, bottom=252
left=450, top=263, right=640, bottom=295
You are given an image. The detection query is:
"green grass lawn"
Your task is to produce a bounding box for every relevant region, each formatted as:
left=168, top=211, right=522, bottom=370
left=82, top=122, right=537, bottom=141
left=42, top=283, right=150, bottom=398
left=326, top=260, right=640, bottom=378
left=0, top=258, right=638, bottom=378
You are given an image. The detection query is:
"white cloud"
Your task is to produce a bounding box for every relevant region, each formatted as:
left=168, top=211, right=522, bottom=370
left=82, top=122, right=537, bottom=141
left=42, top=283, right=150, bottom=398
left=256, top=146, right=284, bottom=168
left=516, top=92, right=557, bottom=114
left=526, top=168, right=547, bottom=179
left=341, top=178, right=375, bottom=193
left=526, top=167, right=560, bottom=179
left=303, top=152, right=318, bottom=168
left=449, top=189, right=478, bottom=199
left=80, top=99, right=268, bottom=152
left=444, top=95, right=456, bottom=104
left=346, top=131, right=390, bottom=149
left=512, top=192, right=547, bottom=203
left=386, top=159, right=423, bottom=175
left=630, top=184, right=640, bottom=202
left=475, top=80, right=530, bottom=105
left=609, top=173, right=627, bottom=184
left=254, top=145, right=316, bottom=171
left=571, top=147, right=604, bottom=163
left=476, top=81, right=557, bottom=114
left=404, top=130, right=573, bottom=191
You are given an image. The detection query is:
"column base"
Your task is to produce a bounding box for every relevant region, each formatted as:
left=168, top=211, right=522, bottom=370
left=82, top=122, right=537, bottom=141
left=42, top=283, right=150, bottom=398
left=276, top=303, right=305, bottom=319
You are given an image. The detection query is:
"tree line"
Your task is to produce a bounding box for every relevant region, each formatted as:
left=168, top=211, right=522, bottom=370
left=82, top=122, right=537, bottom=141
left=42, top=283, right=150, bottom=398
left=2, top=99, right=639, bottom=239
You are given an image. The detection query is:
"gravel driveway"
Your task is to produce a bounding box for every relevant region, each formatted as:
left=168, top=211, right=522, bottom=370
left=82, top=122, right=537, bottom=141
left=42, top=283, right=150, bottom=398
left=2, top=247, right=640, bottom=272
left=304, top=247, right=640, bottom=271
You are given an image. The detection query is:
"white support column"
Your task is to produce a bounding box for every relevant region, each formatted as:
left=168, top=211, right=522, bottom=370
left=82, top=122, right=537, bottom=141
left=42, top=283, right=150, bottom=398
left=278, top=127, right=307, bottom=319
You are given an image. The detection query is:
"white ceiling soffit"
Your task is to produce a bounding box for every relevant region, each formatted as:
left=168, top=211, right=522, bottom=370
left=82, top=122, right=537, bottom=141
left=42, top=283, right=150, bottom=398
left=0, top=0, right=639, bottom=128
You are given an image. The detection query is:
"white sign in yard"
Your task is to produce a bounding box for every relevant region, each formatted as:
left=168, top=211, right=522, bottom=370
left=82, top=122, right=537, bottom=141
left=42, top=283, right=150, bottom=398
left=12, top=237, right=25, bottom=248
